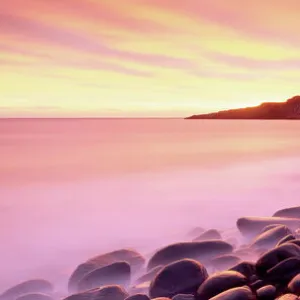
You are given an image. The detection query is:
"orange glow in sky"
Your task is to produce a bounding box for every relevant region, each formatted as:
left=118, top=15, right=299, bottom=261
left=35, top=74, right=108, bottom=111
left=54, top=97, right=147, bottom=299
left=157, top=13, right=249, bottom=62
left=1, top=0, right=300, bottom=117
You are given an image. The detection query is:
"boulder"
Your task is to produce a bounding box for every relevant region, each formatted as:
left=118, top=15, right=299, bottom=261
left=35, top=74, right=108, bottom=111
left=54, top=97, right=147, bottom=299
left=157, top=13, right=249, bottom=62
left=208, top=286, right=255, bottom=300
left=277, top=235, right=296, bottom=247
left=256, top=285, right=276, bottom=300
left=256, top=243, right=300, bottom=276
left=237, top=217, right=300, bottom=237
left=63, top=285, right=129, bottom=300
left=0, top=280, right=53, bottom=300
left=135, top=266, right=163, bottom=284
left=192, top=229, right=221, bottom=241
left=262, top=224, right=283, bottom=233
left=288, top=274, right=300, bottom=295
left=129, top=282, right=150, bottom=295
left=210, top=255, right=241, bottom=271
left=15, top=294, right=53, bottom=300
left=68, top=249, right=145, bottom=292
left=229, top=261, right=256, bottom=280
left=124, top=294, right=150, bottom=300
left=250, top=280, right=265, bottom=291
left=276, top=294, right=298, bottom=300
left=196, top=271, right=247, bottom=300
left=172, top=295, right=195, bottom=300
left=250, top=225, right=292, bottom=250
left=147, top=241, right=233, bottom=270
left=149, top=259, right=208, bottom=299
left=273, top=206, right=300, bottom=219
left=266, top=257, right=300, bottom=285
left=77, top=261, right=131, bottom=292
left=286, top=240, right=300, bottom=247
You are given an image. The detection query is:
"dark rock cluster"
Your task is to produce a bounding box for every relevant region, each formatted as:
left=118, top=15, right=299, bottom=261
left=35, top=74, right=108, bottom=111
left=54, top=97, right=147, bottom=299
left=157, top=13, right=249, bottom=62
left=1, top=206, right=300, bottom=300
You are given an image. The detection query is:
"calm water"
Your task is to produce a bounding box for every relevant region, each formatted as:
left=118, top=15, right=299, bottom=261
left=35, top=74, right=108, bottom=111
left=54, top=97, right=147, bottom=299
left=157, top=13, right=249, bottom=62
left=1, top=118, right=300, bottom=289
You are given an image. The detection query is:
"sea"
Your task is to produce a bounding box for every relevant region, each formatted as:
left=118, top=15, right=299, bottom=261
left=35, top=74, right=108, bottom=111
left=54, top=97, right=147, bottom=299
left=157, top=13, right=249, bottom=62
left=0, top=118, right=300, bottom=289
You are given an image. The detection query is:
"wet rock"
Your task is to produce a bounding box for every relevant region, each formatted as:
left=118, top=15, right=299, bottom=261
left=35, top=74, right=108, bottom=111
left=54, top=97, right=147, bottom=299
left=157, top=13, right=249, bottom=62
left=256, top=285, right=276, bottom=300
left=0, top=280, right=53, bottom=300
left=251, top=225, right=292, bottom=250
left=262, top=224, right=284, bottom=233
left=68, top=249, right=145, bottom=292
left=172, top=295, right=195, bottom=300
left=273, top=206, right=300, bottom=219
left=135, top=266, right=163, bottom=284
left=77, top=261, right=131, bottom=292
left=196, top=271, right=247, bottom=300
left=229, top=261, right=256, bottom=280
left=129, top=282, right=150, bottom=295
left=250, top=280, right=265, bottom=291
left=15, top=294, right=53, bottom=300
left=288, top=274, right=300, bottom=295
left=266, top=257, right=300, bottom=285
left=237, top=217, right=300, bottom=237
left=286, top=240, right=300, bottom=247
left=147, top=241, right=233, bottom=270
left=208, top=286, right=255, bottom=300
left=124, top=294, right=150, bottom=300
left=256, top=243, right=300, bottom=276
left=210, top=255, right=241, bottom=271
left=276, top=294, right=299, bottom=300
left=63, top=285, right=129, bottom=300
left=193, top=229, right=221, bottom=241
left=149, top=259, right=208, bottom=299
left=277, top=235, right=296, bottom=247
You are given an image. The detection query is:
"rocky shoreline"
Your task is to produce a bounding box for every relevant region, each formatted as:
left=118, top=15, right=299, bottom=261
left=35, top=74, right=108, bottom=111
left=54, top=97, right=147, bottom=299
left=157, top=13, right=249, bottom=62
left=1, top=206, right=300, bottom=300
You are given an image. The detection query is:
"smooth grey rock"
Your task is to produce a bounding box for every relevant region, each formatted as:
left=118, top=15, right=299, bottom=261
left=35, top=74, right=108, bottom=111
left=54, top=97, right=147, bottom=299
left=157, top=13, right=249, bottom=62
left=256, top=285, right=276, bottom=300
left=63, top=285, right=129, bottom=300
left=68, top=249, right=144, bottom=292
left=251, top=225, right=292, bottom=250
left=288, top=274, right=300, bottom=295
left=208, top=286, right=255, bottom=300
left=77, top=261, right=131, bottom=292
left=147, top=241, right=233, bottom=270
left=1, top=280, right=53, bottom=300
left=256, top=243, right=300, bottom=276
left=149, top=259, right=208, bottom=299
left=196, top=271, right=247, bottom=300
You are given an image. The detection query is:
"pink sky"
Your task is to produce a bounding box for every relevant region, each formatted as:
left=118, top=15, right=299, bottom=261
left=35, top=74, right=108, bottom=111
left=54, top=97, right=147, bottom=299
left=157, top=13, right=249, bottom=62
left=1, top=0, right=300, bottom=116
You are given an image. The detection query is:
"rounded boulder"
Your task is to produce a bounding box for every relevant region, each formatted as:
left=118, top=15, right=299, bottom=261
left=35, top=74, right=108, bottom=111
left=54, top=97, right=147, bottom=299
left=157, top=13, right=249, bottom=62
left=149, top=259, right=208, bottom=299
left=209, top=286, right=255, bottom=300
left=256, top=243, right=300, bottom=276
left=256, top=285, right=276, bottom=300
left=68, top=249, right=145, bottom=292
left=237, top=217, right=300, bottom=238
left=273, top=206, right=300, bottom=219
left=77, top=261, right=131, bottom=292
left=63, top=285, right=129, bottom=300
left=124, top=294, right=150, bottom=300
left=250, top=225, right=292, bottom=250
left=196, top=271, right=247, bottom=300
left=1, top=280, right=53, bottom=300
left=147, top=241, right=233, bottom=271
left=288, top=274, right=300, bottom=295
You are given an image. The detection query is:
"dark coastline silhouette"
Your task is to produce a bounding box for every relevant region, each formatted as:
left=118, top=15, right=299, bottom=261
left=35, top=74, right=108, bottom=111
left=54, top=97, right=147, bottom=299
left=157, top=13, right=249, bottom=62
left=186, top=96, right=300, bottom=120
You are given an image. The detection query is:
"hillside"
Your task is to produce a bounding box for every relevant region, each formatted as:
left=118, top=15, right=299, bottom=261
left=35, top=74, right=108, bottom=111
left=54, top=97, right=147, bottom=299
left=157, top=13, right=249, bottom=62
left=186, top=96, right=300, bottom=119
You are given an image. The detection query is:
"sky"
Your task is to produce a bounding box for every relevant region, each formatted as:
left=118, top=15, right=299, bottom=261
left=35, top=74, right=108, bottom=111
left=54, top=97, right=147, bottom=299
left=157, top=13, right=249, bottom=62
left=1, top=0, right=300, bottom=117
